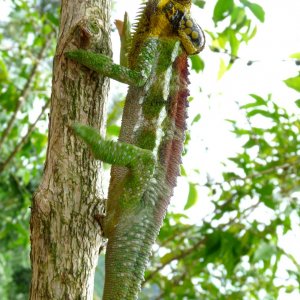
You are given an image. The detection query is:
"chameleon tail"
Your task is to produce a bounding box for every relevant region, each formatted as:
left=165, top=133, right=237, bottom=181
left=103, top=207, right=159, bottom=299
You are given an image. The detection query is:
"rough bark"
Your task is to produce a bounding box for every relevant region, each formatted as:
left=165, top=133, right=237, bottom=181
left=30, top=0, right=111, bottom=299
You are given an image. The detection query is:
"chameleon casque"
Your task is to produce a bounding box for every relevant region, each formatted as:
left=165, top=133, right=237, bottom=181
left=66, top=0, right=205, bottom=299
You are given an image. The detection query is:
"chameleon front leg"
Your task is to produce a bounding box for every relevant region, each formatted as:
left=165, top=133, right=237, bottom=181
left=66, top=37, right=158, bottom=86
left=73, top=124, right=155, bottom=207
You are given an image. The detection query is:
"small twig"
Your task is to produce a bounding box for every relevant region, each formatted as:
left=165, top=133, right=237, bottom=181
left=143, top=238, right=205, bottom=286
left=0, top=35, right=52, bottom=150
left=154, top=272, right=187, bottom=300
left=153, top=224, right=194, bottom=255
left=203, top=156, right=300, bottom=191
left=0, top=99, right=50, bottom=173
left=279, top=247, right=300, bottom=270
left=210, top=46, right=300, bottom=66
left=144, top=199, right=262, bottom=287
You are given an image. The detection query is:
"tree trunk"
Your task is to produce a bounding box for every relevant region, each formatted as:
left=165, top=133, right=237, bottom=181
left=30, top=0, right=111, bottom=298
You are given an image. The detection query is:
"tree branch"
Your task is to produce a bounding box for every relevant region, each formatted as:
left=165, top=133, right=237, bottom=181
left=0, top=99, right=50, bottom=173
left=210, top=46, right=300, bottom=66
left=153, top=224, right=194, bottom=256
left=154, top=272, right=188, bottom=300
left=143, top=198, right=262, bottom=288
left=0, top=35, right=51, bottom=150
left=143, top=238, right=206, bottom=286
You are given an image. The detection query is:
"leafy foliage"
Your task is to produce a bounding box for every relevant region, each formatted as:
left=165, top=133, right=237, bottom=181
left=284, top=75, right=300, bottom=92
left=140, top=93, right=300, bottom=299
left=206, top=0, right=263, bottom=77
left=0, top=0, right=57, bottom=298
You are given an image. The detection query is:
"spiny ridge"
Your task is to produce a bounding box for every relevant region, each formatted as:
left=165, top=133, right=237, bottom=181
left=154, top=53, right=190, bottom=223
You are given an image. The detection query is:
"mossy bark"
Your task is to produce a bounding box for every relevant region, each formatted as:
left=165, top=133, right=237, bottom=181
left=30, top=1, right=111, bottom=299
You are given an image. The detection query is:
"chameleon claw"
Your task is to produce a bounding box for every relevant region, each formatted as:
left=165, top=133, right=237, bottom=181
left=94, top=213, right=106, bottom=235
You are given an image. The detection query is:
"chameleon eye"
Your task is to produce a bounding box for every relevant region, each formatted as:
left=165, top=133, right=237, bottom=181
left=178, top=15, right=205, bottom=55
left=163, top=3, right=184, bottom=30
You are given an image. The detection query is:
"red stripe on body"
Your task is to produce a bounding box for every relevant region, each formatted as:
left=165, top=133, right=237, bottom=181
left=155, top=52, right=190, bottom=221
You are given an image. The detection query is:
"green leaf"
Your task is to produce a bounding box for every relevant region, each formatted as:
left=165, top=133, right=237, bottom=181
left=0, top=84, right=18, bottom=111
left=180, top=165, right=187, bottom=177
left=213, top=0, right=234, bottom=23
left=262, top=197, right=275, bottom=210
left=283, top=216, right=291, bottom=234
left=205, top=231, right=222, bottom=256
left=191, top=113, right=201, bottom=125
left=230, top=7, right=246, bottom=26
left=286, top=285, right=295, bottom=294
left=284, top=75, right=300, bottom=92
left=218, top=58, right=227, bottom=79
left=249, top=93, right=266, bottom=103
left=193, top=0, right=206, bottom=9
left=243, top=1, right=265, bottom=22
left=0, top=58, right=8, bottom=81
left=184, top=183, right=198, bottom=210
left=228, top=29, right=239, bottom=57
left=160, top=252, right=176, bottom=264
left=106, top=124, right=120, bottom=136
left=295, top=99, right=300, bottom=107
left=241, top=94, right=266, bottom=109
left=171, top=213, right=188, bottom=221
left=246, top=109, right=273, bottom=118
left=190, top=55, right=205, bottom=73
left=248, top=25, right=257, bottom=41
left=46, top=12, right=59, bottom=26
left=289, top=52, right=300, bottom=59
left=253, top=243, right=277, bottom=262
left=243, top=138, right=257, bottom=149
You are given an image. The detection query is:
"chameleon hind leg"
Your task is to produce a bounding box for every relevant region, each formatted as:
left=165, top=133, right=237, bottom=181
left=72, top=124, right=155, bottom=206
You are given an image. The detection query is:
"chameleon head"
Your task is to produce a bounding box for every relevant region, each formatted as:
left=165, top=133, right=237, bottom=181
left=161, top=0, right=205, bottom=55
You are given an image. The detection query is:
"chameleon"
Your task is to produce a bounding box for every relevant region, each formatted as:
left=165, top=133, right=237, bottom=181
left=66, top=0, right=205, bottom=299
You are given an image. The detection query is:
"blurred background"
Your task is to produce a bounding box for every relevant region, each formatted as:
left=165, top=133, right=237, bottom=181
left=0, top=0, right=300, bottom=299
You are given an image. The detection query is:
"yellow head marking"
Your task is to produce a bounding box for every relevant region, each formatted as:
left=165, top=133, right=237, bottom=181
left=184, top=28, right=192, bottom=35
left=186, top=19, right=193, bottom=28
left=191, top=31, right=199, bottom=39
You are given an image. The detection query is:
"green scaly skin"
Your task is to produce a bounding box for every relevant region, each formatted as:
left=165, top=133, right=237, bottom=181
left=66, top=1, right=205, bottom=299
